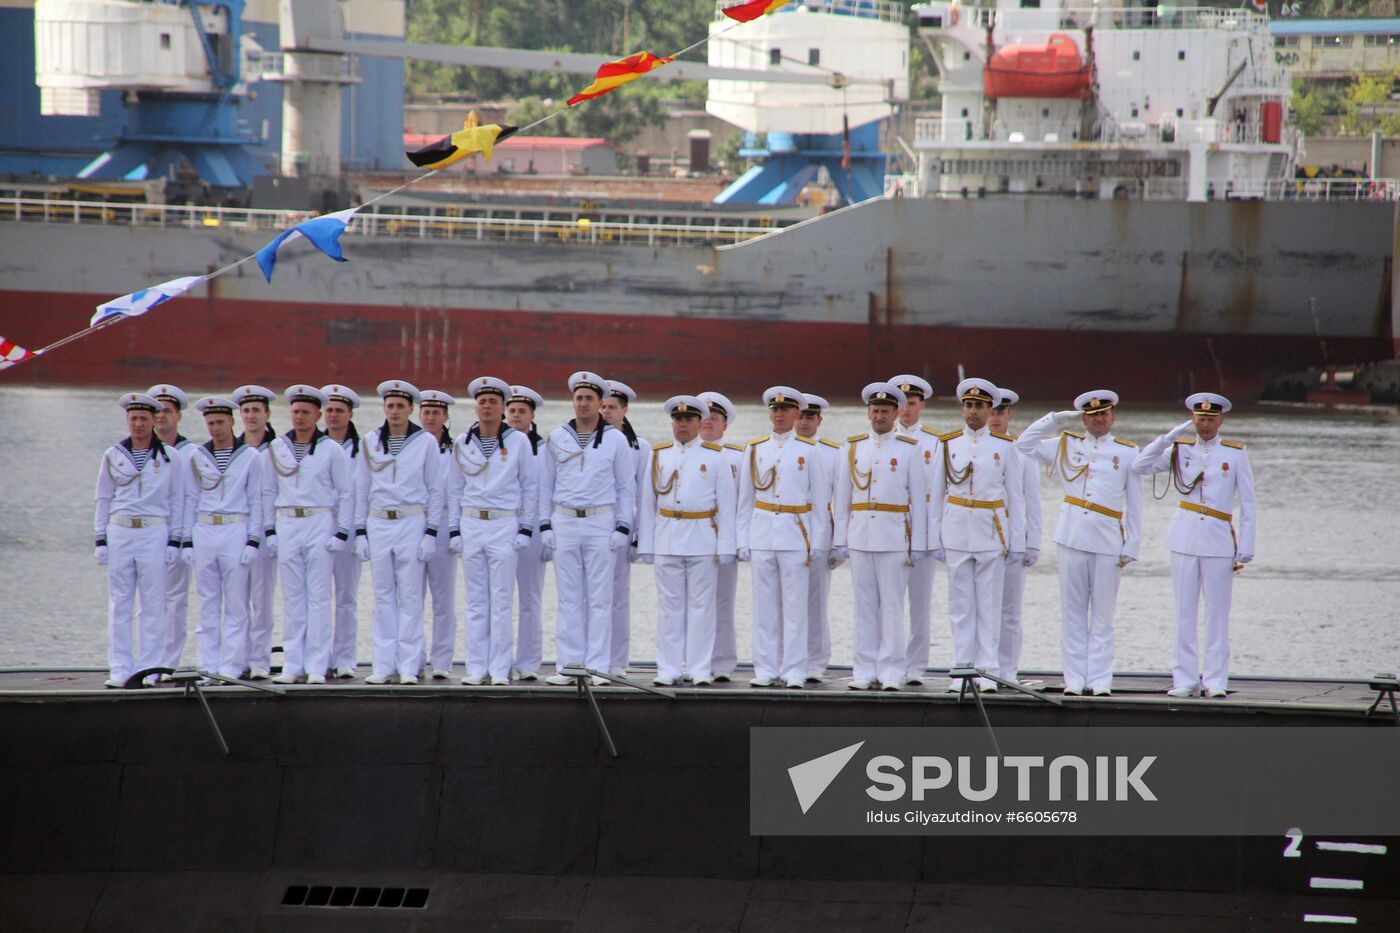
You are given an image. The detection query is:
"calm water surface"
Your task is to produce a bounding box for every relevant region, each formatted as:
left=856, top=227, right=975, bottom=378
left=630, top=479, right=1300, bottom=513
left=2, top=386, right=1397, bottom=679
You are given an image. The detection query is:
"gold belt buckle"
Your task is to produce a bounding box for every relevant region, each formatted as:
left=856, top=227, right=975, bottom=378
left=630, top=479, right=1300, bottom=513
left=294, top=507, right=310, bottom=518
left=477, top=510, right=491, bottom=520
left=130, top=517, right=146, bottom=528
left=573, top=508, right=587, bottom=518
left=385, top=509, right=400, bottom=520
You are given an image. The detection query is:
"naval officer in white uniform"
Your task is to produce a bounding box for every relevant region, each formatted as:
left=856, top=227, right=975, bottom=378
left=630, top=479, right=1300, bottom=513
left=987, top=387, right=1043, bottom=686
left=832, top=382, right=928, bottom=690
left=698, top=390, right=745, bottom=682
left=540, top=371, right=637, bottom=686
left=738, top=387, right=831, bottom=689
left=185, top=396, right=264, bottom=680
left=637, top=396, right=737, bottom=686
left=506, top=384, right=547, bottom=680
left=262, top=385, right=355, bottom=685
left=96, top=393, right=185, bottom=688
left=418, top=389, right=459, bottom=679
left=148, top=384, right=194, bottom=675
left=796, top=392, right=841, bottom=682
left=234, top=385, right=279, bottom=679
left=929, top=379, right=1026, bottom=692
left=1133, top=392, right=1256, bottom=698
left=601, top=379, right=649, bottom=676
left=1017, top=390, right=1141, bottom=695
left=889, top=374, right=942, bottom=685
left=321, top=384, right=365, bottom=679
left=448, top=376, right=538, bottom=686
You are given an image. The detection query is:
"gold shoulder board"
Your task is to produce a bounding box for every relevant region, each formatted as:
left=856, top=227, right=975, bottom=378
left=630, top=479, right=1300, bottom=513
left=819, top=437, right=840, bottom=448
left=895, top=434, right=918, bottom=445
left=991, top=431, right=1016, bottom=442
left=724, top=442, right=744, bottom=452
left=846, top=433, right=869, bottom=443
left=938, top=429, right=964, bottom=442
left=701, top=441, right=721, bottom=452
left=920, top=425, right=939, bottom=436
left=1063, top=430, right=1085, bottom=439
left=1221, top=438, right=1245, bottom=449
left=1114, top=437, right=1138, bottom=448
left=652, top=441, right=674, bottom=451
left=748, top=435, right=770, bottom=446
left=794, top=434, right=816, bottom=446
left=1174, top=438, right=1195, bottom=446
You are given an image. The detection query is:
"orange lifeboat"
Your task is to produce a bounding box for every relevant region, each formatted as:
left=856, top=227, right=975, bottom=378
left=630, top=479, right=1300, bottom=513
left=983, top=33, right=1092, bottom=100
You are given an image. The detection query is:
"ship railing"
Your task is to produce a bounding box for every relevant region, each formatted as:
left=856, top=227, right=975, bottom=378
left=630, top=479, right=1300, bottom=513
left=1260, top=177, right=1400, bottom=202
left=0, top=197, right=297, bottom=231
left=715, top=0, right=905, bottom=24
left=1055, top=6, right=1269, bottom=32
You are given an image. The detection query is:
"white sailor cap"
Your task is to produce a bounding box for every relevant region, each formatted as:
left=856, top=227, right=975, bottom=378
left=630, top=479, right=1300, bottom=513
left=763, top=386, right=806, bottom=410
left=801, top=393, right=830, bottom=413
left=698, top=390, right=735, bottom=420
left=956, top=378, right=1001, bottom=407
left=146, top=384, right=188, bottom=410
left=862, top=382, right=906, bottom=408
left=1073, top=389, right=1118, bottom=414
left=1185, top=392, right=1231, bottom=414
left=320, top=384, right=361, bottom=409
left=419, top=389, right=455, bottom=410
left=195, top=396, right=237, bottom=417
left=508, top=385, right=544, bottom=409
left=995, top=387, right=1021, bottom=409
left=568, top=371, right=607, bottom=396
left=889, top=374, right=933, bottom=400
left=376, top=379, right=421, bottom=404
left=232, top=385, right=276, bottom=407
left=285, top=384, right=328, bottom=408
left=469, top=376, right=510, bottom=400
left=607, top=380, right=637, bottom=403
left=119, top=392, right=161, bottom=413
left=665, top=395, right=706, bottom=418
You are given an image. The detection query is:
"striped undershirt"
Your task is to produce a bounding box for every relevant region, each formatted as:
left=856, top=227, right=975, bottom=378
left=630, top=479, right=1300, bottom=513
left=213, top=448, right=234, bottom=473
left=291, top=441, right=311, bottom=461
left=130, top=447, right=151, bottom=471
left=573, top=430, right=593, bottom=449
left=476, top=434, right=500, bottom=458
left=387, top=435, right=407, bottom=456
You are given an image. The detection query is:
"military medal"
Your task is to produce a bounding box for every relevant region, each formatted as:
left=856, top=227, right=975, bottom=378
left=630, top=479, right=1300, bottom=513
left=1112, top=455, right=1120, bottom=470
left=1222, top=462, right=1229, bottom=473
left=890, top=457, right=898, bottom=472
left=797, top=456, right=805, bottom=471
left=700, top=463, right=707, bottom=473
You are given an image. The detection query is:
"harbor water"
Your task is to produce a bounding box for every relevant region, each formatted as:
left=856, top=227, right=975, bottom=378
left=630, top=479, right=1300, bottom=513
left=2, top=386, right=1397, bottom=680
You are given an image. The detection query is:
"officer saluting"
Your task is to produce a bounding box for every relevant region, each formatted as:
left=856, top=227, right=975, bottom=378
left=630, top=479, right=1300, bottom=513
left=832, top=382, right=928, bottom=691
left=697, top=390, right=744, bottom=682
left=184, top=397, right=264, bottom=681
left=1017, top=390, right=1142, bottom=696
left=233, top=385, right=279, bottom=680
left=889, top=374, right=940, bottom=685
left=637, top=395, right=737, bottom=686
left=95, top=393, right=185, bottom=688
left=796, top=393, right=840, bottom=683
left=448, top=376, right=537, bottom=686
left=738, top=387, right=831, bottom=689
left=506, top=384, right=547, bottom=681
left=1133, top=393, right=1256, bottom=698
left=321, top=384, right=364, bottom=679
left=929, top=379, right=1026, bottom=692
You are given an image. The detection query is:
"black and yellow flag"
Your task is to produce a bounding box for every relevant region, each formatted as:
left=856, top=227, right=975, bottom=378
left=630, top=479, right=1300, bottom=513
left=407, top=112, right=519, bottom=170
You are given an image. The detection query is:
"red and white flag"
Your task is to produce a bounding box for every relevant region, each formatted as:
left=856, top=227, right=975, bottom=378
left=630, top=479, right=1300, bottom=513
left=1250, top=0, right=1268, bottom=13
left=0, top=336, right=36, bottom=370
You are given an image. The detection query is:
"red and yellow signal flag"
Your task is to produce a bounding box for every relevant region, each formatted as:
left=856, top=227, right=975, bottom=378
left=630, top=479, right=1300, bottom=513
left=720, top=0, right=793, bottom=23
left=567, top=52, right=675, bottom=107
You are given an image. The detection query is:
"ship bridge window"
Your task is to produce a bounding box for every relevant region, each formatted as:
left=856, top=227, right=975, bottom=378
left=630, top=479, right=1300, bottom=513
left=1363, top=35, right=1400, bottom=47
left=1312, top=35, right=1352, bottom=48
left=1020, top=0, right=1040, bottom=7
left=809, top=48, right=820, bottom=66
left=1275, top=36, right=1300, bottom=48
left=1132, top=51, right=1140, bottom=61
left=1178, top=50, right=1186, bottom=60
left=770, top=48, right=782, bottom=65
left=160, top=33, right=171, bottom=50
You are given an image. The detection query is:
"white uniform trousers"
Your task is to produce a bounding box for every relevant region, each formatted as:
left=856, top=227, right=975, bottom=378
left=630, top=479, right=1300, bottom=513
left=998, top=558, right=1029, bottom=684
left=609, top=550, right=633, bottom=673
left=106, top=522, right=168, bottom=683
left=329, top=549, right=361, bottom=673
left=806, top=558, right=832, bottom=678
left=654, top=555, right=718, bottom=682
left=904, top=557, right=935, bottom=681
left=463, top=516, right=518, bottom=681
left=513, top=534, right=545, bottom=676
left=1057, top=546, right=1120, bottom=692
left=160, top=559, right=192, bottom=669
left=851, top=550, right=910, bottom=687
left=368, top=514, right=427, bottom=678
left=750, top=549, right=810, bottom=685
left=424, top=544, right=458, bottom=672
left=713, top=561, right=739, bottom=677
left=245, top=551, right=277, bottom=674
left=276, top=511, right=335, bottom=678
left=553, top=512, right=616, bottom=673
left=194, top=520, right=250, bottom=678
left=945, top=548, right=1005, bottom=684
left=1170, top=552, right=1235, bottom=692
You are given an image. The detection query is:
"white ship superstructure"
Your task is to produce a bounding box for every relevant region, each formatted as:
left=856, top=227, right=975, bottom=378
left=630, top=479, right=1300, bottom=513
left=911, top=2, right=1294, bottom=201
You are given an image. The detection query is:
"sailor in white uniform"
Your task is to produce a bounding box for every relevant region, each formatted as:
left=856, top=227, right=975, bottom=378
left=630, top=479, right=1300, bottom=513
left=184, top=396, right=264, bottom=680
left=987, top=388, right=1043, bottom=686
left=737, top=387, right=831, bottom=689
left=889, top=374, right=942, bottom=685
left=697, top=390, right=744, bottom=682
left=929, top=379, right=1026, bottom=692
left=262, top=385, right=355, bottom=685
left=418, top=389, right=458, bottom=679
left=506, top=384, right=547, bottom=680
left=148, top=384, right=194, bottom=674
left=832, top=382, right=929, bottom=690
left=540, top=372, right=637, bottom=686
left=1017, top=390, right=1142, bottom=696
left=358, top=380, right=444, bottom=686
left=600, top=379, right=649, bottom=677
left=796, top=393, right=841, bottom=682
left=1133, top=392, right=1256, bottom=698
left=321, top=384, right=364, bottom=678
left=234, top=385, right=278, bottom=679
left=637, top=396, right=737, bottom=686
left=96, top=393, right=185, bottom=687
left=448, top=376, right=537, bottom=686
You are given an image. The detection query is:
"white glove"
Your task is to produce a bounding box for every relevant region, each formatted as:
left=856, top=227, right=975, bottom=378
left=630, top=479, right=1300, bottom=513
left=911, top=550, right=929, bottom=563
left=355, top=535, right=370, bottom=561
left=639, top=553, right=655, bottom=565
left=541, top=543, right=554, bottom=562
left=932, top=548, right=947, bottom=563
left=610, top=531, right=630, bottom=551
left=95, top=545, right=108, bottom=567
left=1025, top=548, right=1040, bottom=567
left=1170, top=419, right=1196, bottom=439
left=449, top=534, right=463, bottom=555
left=718, top=554, right=735, bottom=566
left=1118, top=554, right=1137, bottom=569
left=541, top=529, right=556, bottom=551
left=1053, top=409, right=1080, bottom=426
left=513, top=531, right=531, bottom=550
left=1234, top=552, right=1253, bottom=565
left=165, top=545, right=180, bottom=565
left=829, top=546, right=849, bottom=567
left=737, top=547, right=751, bottom=562
left=264, top=533, right=278, bottom=557
left=809, top=549, right=826, bottom=567
left=179, top=546, right=195, bottom=567
left=325, top=535, right=347, bottom=554
left=416, top=535, right=436, bottom=562
left=627, top=542, right=640, bottom=564
left=240, top=544, right=258, bottom=566
left=1006, top=550, right=1024, bottom=567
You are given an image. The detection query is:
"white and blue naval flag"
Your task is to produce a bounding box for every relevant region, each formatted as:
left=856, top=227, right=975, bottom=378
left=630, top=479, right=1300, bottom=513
left=91, top=275, right=210, bottom=327
left=254, top=208, right=360, bottom=283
